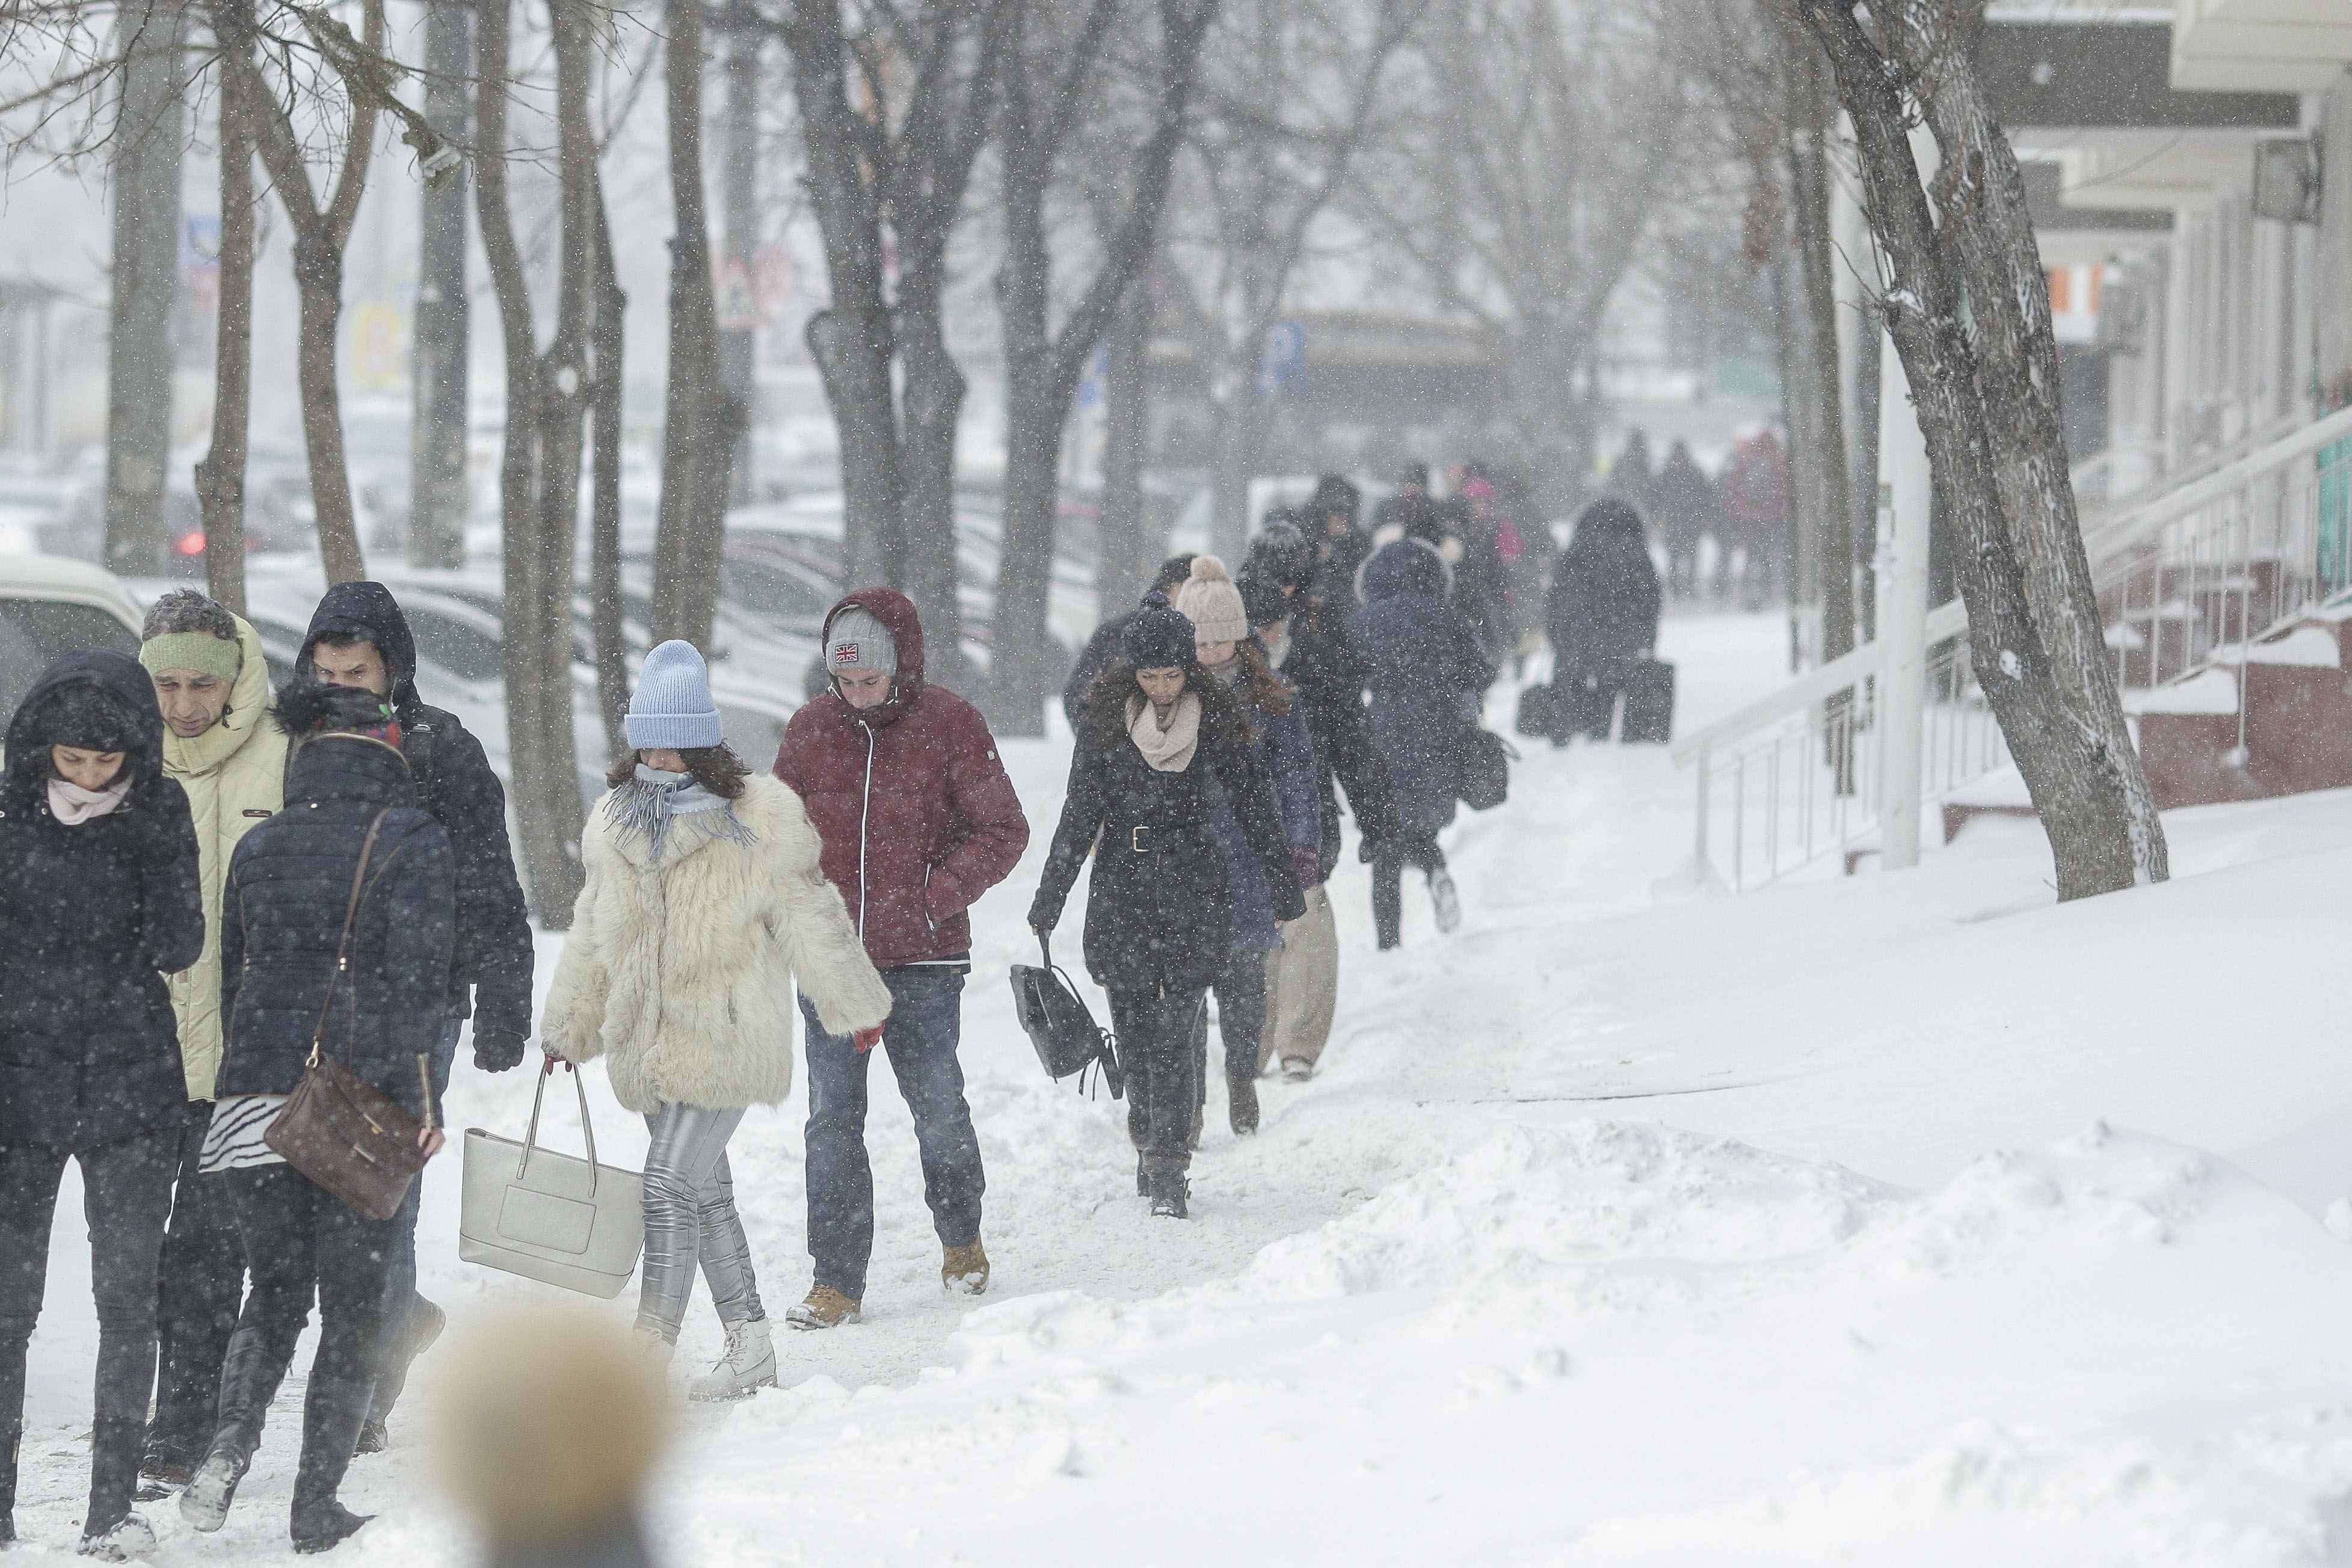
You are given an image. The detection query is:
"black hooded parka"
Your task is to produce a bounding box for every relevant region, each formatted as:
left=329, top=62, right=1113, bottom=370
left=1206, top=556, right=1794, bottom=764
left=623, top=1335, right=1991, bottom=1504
left=295, top=582, right=532, bottom=1042
left=0, top=648, right=205, bottom=1150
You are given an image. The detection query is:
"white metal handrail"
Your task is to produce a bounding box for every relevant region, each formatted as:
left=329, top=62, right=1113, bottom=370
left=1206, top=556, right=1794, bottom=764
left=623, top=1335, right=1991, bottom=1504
left=1678, top=401, right=2352, bottom=891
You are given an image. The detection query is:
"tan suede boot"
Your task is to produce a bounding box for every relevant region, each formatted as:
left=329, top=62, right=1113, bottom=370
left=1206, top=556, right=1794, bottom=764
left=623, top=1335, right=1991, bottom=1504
left=941, top=1241, right=990, bottom=1296
left=783, top=1285, right=862, bottom=1331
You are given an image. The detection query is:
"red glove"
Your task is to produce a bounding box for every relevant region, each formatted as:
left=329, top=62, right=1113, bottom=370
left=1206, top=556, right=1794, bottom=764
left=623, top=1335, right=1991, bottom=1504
left=852, top=1025, right=885, bottom=1054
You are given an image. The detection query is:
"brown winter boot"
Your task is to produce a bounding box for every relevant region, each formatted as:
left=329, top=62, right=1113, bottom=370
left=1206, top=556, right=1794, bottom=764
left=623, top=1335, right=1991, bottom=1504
left=941, top=1241, right=990, bottom=1297
left=783, top=1285, right=861, bottom=1332
left=1229, top=1074, right=1260, bottom=1136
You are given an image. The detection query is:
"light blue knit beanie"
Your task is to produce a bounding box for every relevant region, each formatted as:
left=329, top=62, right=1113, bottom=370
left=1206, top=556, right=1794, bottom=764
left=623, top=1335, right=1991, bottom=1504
left=626, top=639, right=724, bottom=749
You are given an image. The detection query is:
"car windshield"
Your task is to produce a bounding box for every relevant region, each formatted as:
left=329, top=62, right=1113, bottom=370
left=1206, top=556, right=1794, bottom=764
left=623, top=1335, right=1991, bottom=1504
left=0, top=598, right=140, bottom=725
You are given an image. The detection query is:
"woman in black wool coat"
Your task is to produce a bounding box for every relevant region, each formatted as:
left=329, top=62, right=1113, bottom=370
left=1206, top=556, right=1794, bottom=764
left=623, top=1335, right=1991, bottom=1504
left=1547, top=496, right=1663, bottom=745
left=1029, top=597, right=1304, bottom=1220
left=0, top=648, right=203, bottom=1561
left=180, top=682, right=454, bottom=1555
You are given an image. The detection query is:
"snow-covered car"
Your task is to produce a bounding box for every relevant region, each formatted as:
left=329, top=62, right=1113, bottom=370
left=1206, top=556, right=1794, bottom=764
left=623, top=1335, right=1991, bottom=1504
left=0, top=552, right=146, bottom=725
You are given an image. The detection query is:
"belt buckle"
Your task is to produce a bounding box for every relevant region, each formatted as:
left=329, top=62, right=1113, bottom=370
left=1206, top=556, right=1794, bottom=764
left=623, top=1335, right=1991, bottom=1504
left=1131, top=825, right=1150, bottom=853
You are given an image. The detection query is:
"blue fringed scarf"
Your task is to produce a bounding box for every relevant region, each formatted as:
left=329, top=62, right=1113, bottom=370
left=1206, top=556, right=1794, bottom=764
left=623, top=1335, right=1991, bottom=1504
left=603, top=763, right=757, bottom=864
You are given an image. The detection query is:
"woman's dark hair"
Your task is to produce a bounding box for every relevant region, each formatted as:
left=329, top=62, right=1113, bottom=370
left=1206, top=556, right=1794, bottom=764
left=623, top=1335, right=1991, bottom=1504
left=1234, top=639, right=1292, bottom=719
left=1079, top=661, right=1249, bottom=755
left=606, top=744, right=751, bottom=799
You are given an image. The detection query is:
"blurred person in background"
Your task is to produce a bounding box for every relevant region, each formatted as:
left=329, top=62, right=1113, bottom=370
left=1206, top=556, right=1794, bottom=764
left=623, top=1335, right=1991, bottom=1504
left=775, top=591, right=1027, bottom=1330
left=181, top=681, right=452, bottom=1554
left=1174, top=558, right=1319, bottom=1136
left=1241, top=522, right=1400, bottom=1077
left=1724, top=428, right=1791, bottom=610
left=1304, top=475, right=1371, bottom=600
left=0, top=650, right=203, bottom=1561
left=1547, top=499, right=1663, bottom=745
left=544, top=642, right=891, bottom=1393
left=135, top=589, right=289, bottom=1493
left=1651, top=441, right=1723, bottom=601
left=297, top=582, right=533, bottom=1448
left=1350, top=539, right=1496, bottom=949
left=1029, top=599, right=1302, bottom=1219
left=1611, top=428, right=1657, bottom=522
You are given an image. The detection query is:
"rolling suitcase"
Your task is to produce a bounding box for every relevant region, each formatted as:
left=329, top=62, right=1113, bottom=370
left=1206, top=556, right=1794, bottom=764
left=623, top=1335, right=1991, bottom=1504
left=1622, top=658, right=1675, bottom=743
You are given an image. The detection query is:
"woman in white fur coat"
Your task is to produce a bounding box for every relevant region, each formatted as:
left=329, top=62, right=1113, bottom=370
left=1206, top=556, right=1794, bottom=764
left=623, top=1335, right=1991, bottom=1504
left=542, top=641, right=891, bottom=1400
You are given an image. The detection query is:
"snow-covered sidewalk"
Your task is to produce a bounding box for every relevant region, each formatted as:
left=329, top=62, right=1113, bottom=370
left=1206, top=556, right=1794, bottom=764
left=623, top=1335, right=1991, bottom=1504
left=22, top=606, right=2352, bottom=1565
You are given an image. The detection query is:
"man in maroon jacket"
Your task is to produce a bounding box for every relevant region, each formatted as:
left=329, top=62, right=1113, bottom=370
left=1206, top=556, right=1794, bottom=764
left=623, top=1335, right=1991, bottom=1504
left=772, top=589, right=1030, bottom=1328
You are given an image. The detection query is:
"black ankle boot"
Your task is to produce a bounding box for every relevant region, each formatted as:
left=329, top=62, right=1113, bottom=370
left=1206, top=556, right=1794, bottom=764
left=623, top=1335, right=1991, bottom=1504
left=2, top=1420, right=19, bottom=1544
left=291, top=1493, right=371, bottom=1555
left=1145, top=1168, right=1189, bottom=1220
left=181, top=1327, right=286, bottom=1534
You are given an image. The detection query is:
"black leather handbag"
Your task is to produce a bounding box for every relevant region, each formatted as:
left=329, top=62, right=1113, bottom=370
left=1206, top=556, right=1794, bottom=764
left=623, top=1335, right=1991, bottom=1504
left=1011, top=938, right=1122, bottom=1097
left=1457, top=724, right=1515, bottom=812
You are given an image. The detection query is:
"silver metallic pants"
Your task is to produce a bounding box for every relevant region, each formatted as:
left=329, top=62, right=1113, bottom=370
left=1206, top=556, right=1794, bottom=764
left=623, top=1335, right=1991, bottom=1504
left=636, top=1102, right=764, bottom=1343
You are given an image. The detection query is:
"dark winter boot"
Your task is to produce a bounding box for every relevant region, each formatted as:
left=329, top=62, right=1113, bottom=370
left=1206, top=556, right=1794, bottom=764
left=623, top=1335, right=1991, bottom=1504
left=359, top=1296, right=445, bottom=1456
left=2, top=1419, right=19, bottom=1545
left=288, top=1374, right=375, bottom=1554
left=1228, top=1072, right=1260, bottom=1136
left=1371, top=847, right=1405, bottom=950
left=1145, top=1167, right=1189, bottom=1220
left=83, top=1418, right=145, bottom=1545
left=180, top=1328, right=287, bottom=1534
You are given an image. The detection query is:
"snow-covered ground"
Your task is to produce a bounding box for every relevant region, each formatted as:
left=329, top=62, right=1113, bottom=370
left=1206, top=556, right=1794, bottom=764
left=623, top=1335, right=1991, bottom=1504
left=22, top=606, right=2352, bottom=1564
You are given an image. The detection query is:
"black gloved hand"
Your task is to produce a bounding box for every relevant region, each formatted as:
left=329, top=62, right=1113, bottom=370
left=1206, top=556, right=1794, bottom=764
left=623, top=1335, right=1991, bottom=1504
left=472, top=1028, right=528, bottom=1072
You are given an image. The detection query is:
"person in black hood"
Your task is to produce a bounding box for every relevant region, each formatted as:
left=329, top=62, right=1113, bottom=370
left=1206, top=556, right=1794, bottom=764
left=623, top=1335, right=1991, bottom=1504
left=0, top=648, right=204, bottom=1559
left=294, top=580, right=531, bottom=1448
left=180, top=681, right=455, bottom=1555
left=1547, top=498, right=1663, bottom=744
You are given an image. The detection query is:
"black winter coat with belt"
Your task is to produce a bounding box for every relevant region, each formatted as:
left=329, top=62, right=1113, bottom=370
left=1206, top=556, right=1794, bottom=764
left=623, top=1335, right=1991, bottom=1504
left=0, top=649, right=205, bottom=1150
left=295, top=581, right=532, bottom=1042
left=1029, top=671, right=1305, bottom=994
left=217, top=734, right=456, bottom=1126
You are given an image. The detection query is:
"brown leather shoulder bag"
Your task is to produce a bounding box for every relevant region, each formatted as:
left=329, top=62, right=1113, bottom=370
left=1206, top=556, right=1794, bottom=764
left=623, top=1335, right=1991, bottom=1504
left=263, top=810, right=436, bottom=1220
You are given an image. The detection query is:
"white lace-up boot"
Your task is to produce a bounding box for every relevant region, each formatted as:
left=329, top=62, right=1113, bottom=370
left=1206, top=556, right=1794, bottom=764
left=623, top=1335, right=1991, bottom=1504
left=688, top=1317, right=776, bottom=1402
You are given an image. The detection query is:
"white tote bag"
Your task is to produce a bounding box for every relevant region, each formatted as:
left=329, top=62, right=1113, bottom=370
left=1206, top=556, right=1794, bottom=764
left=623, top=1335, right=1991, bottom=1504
left=460, top=1061, right=644, bottom=1298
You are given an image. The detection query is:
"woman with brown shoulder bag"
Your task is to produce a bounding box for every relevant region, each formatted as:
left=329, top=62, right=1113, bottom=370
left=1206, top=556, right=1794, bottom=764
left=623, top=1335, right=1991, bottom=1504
left=180, top=683, right=455, bottom=1555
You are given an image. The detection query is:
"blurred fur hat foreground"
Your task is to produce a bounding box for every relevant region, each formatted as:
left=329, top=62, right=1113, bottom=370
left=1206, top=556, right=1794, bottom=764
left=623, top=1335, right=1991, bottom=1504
left=432, top=1307, right=668, bottom=1567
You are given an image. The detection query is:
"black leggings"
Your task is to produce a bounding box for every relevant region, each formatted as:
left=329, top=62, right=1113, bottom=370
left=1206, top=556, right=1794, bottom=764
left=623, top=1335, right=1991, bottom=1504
left=0, top=1124, right=179, bottom=1535
left=1192, top=947, right=1269, bottom=1111
left=1111, top=987, right=1207, bottom=1176
left=1370, top=837, right=1448, bottom=949
left=217, top=1166, right=396, bottom=1505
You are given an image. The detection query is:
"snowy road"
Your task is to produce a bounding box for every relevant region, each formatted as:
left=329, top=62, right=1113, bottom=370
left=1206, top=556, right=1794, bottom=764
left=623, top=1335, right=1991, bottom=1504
left=23, top=604, right=2352, bottom=1564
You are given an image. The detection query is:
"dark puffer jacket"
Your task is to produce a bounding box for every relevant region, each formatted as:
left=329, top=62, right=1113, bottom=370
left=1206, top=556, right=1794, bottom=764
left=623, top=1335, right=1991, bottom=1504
left=217, top=736, right=456, bottom=1125
left=1029, top=671, right=1303, bottom=994
left=774, top=589, right=1030, bottom=968
left=1549, top=499, right=1663, bottom=687
left=296, top=582, right=532, bottom=1039
left=1272, top=590, right=1402, bottom=879
left=1207, top=656, right=1319, bottom=953
left=1350, top=540, right=1497, bottom=838
left=0, top=650, right=205, bottom=1149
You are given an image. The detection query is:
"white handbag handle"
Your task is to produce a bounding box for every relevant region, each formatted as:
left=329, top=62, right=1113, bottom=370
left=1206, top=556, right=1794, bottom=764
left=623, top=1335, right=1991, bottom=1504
left=520, top=1059, right=601, bottom=1194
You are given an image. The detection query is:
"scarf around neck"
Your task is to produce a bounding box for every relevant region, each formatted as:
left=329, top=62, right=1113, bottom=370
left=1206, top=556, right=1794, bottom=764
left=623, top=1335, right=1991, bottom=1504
left=604, top=763, right=756, bottom=863
left=49, top=776, right=131, bottom=825
left=1126, top=692, right=1201, bottom=772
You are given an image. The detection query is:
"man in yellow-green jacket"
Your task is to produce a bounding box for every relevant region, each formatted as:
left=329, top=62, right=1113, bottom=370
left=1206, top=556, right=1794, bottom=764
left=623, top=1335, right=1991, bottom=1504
left=134, top=588, right=288, bottom=1486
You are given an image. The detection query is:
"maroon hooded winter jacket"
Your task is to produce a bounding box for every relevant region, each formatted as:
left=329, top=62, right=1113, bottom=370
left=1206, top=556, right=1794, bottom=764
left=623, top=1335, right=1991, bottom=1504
left=772, top=589, right=1030, bottom=968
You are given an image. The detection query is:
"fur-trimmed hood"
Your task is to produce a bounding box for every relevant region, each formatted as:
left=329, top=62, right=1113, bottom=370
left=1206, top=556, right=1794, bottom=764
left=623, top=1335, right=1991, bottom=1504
left=541, top=775, right=890, bottom=1112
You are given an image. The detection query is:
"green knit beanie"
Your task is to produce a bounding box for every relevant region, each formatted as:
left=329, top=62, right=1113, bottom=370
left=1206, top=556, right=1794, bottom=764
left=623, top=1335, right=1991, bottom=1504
left=138, top=631, right=243, bottom=684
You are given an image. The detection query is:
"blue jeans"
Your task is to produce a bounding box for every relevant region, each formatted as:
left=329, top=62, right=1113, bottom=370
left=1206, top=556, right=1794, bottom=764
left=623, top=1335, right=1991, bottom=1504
left=801, top=969, right=983, bottom=1302
left=367, top=1017, right=461, bottom=1423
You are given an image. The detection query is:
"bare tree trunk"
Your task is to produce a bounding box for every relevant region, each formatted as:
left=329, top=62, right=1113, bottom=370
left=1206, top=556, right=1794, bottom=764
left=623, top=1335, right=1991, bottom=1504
left=239, top=0, right=384, bottom=586
left=1098, top=275, right=1152, bottom=609
left=407, top=0, right=472, bottom=569
left=198, top=7, right=253, bottom=613
left=1852, top=301, right=1880, bottom=641
left=896, top=242, right=968, bottom=691
left=590, top=190, right=630, bottom=761
left=988, top=0, right=1216, bottom=736
left=651, top=0, right=731, bottom=651
left=1790, top=101, right=1852, bottom=665
left=476, top=0, right=591, bottom=924
left=1796, top=0, right=2166, bottom=899
left=104, top=0, right=186, bottom=577
left=719, top=16, right=759, bottom=507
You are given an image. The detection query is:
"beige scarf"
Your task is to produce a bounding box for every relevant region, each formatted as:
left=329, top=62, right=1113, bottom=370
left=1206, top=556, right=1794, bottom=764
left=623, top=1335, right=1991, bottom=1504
left=1126, top=692, right=1201, bottom=772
